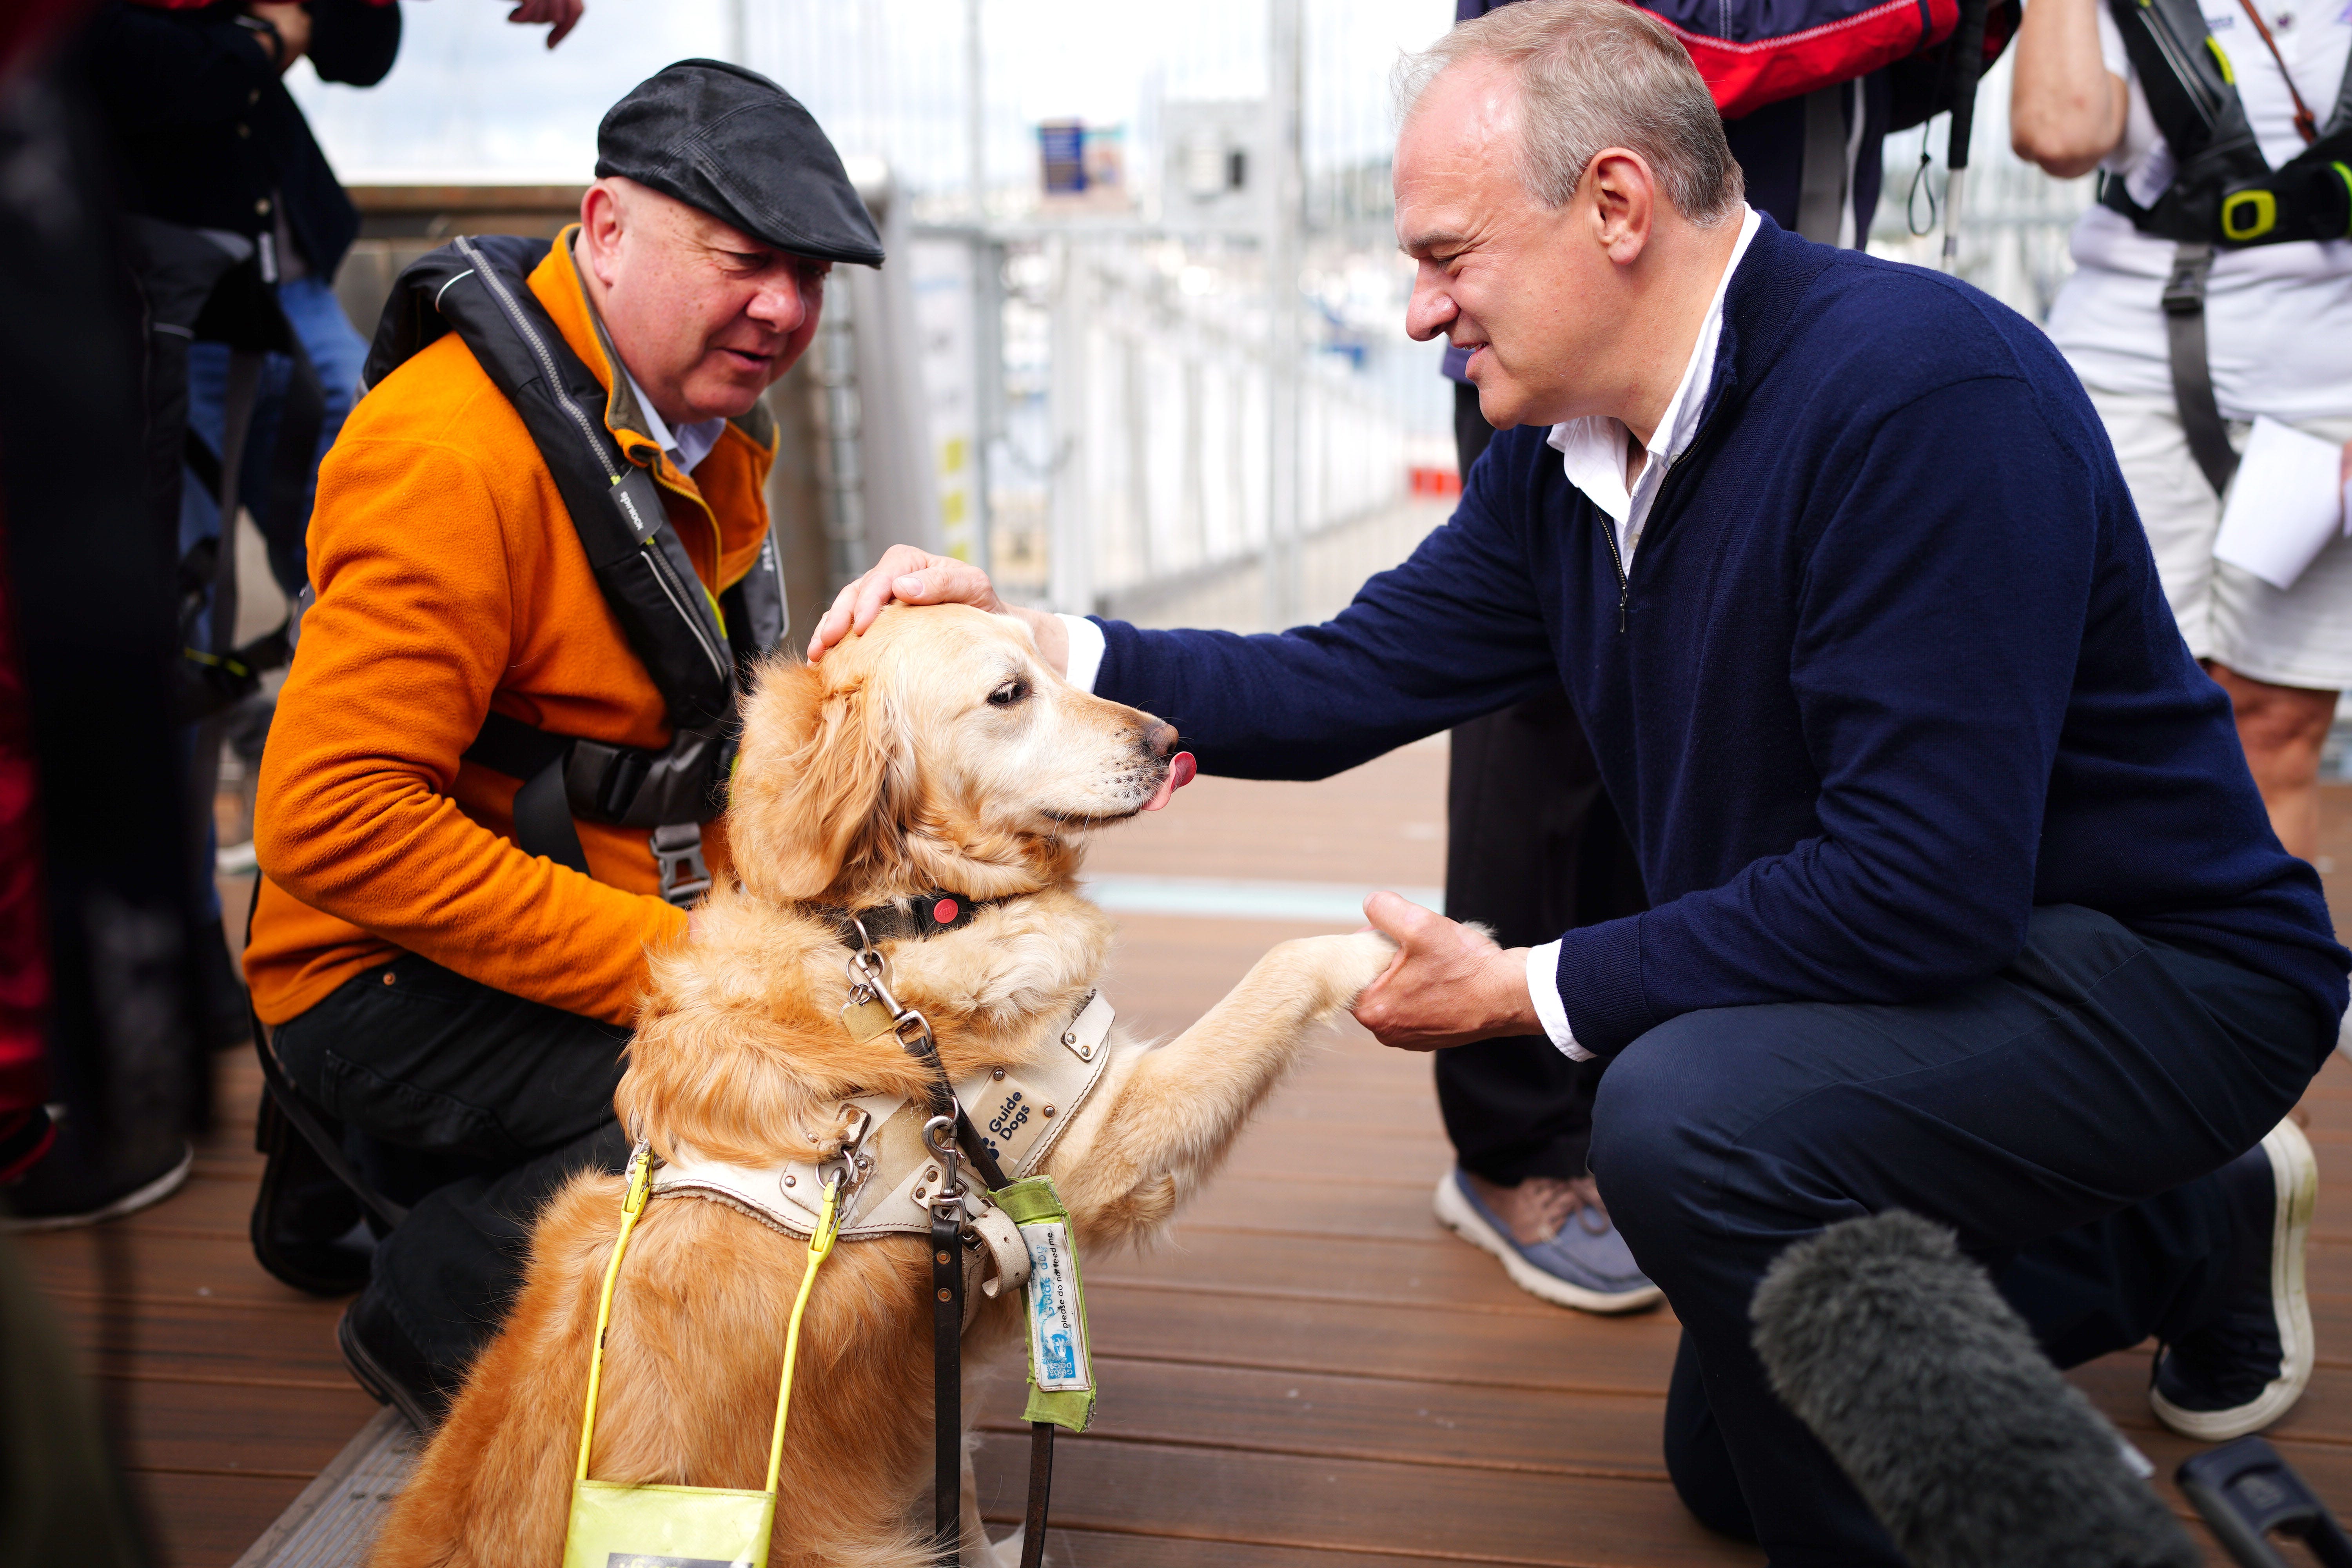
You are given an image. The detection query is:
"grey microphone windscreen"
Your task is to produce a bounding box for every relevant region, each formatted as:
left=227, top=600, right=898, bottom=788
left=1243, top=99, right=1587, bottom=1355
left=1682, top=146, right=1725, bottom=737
left=1749, top=1210, right=2201, bottom=1568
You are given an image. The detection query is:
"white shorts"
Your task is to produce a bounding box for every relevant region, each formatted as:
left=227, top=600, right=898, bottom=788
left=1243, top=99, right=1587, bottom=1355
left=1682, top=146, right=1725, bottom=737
left=2086, top=388, right=2352, bottom=691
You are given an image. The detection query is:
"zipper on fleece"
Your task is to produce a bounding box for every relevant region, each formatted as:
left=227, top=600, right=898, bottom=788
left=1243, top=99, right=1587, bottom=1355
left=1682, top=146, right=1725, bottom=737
left=1602, top=519, right=1630, bottom=633
left=1610, top=394, right=1736, bottom=633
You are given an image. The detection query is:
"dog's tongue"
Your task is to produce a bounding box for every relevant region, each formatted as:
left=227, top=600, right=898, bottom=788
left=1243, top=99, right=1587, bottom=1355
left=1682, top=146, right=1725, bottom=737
left=1141, top=751, right=1197, bottom=813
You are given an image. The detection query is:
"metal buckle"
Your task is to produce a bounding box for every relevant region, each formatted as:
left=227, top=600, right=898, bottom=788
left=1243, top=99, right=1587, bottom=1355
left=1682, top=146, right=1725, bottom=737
left=649, top=822, right=711, bottom=907
left=845, top=941, right=889, bottom=993
left=841, top=941, right=945, bottom=1063
left=923, top=1113, right=965, bottom=1221
left=814, top=1105, right=876, bottom=1217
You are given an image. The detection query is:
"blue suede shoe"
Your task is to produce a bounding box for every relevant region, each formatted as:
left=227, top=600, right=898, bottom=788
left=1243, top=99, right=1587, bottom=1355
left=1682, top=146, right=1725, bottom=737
left=1433, top=1168, right=1662, bottom=1314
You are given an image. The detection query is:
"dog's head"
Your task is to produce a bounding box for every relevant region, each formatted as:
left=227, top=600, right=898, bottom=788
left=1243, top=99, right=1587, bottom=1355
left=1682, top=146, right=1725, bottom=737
left=726, top=604, right=1180, bottom=904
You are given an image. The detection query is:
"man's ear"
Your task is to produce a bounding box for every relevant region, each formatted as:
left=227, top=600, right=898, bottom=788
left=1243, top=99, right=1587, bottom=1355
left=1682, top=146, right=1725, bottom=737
left=578, top=179, right=627, bottom=287
left=1585, top=149, right=1656, bottom=266
left=727, top=657, right=895, bottom=903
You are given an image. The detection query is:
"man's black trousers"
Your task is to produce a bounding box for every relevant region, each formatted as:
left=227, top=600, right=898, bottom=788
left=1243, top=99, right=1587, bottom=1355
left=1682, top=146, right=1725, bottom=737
left=1588, top=904, right=2330, bottom=1566
left=271, top=953, right=630, bottom=1383
left=1440, top=380, right=1647, bottom=1183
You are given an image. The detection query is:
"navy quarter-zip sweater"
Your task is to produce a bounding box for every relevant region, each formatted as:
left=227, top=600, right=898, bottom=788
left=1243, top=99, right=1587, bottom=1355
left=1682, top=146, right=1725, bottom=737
left=1091, top=217, right=2349, bottom=1056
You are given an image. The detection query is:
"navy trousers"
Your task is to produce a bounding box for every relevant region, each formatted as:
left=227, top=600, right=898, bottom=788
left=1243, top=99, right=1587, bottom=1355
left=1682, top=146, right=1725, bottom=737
left=1589, top=904, right=2331, bottom=1566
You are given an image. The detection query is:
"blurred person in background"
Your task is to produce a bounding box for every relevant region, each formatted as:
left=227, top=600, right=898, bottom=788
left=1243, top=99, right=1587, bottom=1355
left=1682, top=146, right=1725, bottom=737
left=1, top=2, right=207, bottom=1557
left=80, top=0, right=586, bottom=1069
left=2012, top=0, right=2352, bottom=867
left=0, top=4, right=213, bottom=1237
left=1431, top=0, right=2013, bottom=1317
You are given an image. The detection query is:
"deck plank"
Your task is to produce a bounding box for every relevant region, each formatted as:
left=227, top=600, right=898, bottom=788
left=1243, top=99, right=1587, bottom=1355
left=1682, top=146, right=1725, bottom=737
left=971, top=1432, right=1758, bottom=1568
left=1029, top=1530, right=1579, bottom=1568
left=979, top=1359, right=1675, bottom=1479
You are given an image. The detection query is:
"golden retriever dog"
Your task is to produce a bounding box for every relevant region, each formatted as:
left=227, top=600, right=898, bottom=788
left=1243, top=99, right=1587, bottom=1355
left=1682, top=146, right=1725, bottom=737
left=372, top=603, right=1394, bottom=1568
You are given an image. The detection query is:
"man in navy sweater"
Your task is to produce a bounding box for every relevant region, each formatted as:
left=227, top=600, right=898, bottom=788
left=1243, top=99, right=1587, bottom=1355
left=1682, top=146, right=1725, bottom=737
left=813, top=1, right=2347, bottom=1557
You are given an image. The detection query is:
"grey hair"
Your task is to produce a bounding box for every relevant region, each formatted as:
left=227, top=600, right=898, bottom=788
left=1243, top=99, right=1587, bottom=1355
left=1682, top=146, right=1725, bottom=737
left=1395, top=0, right=1743, bottom=227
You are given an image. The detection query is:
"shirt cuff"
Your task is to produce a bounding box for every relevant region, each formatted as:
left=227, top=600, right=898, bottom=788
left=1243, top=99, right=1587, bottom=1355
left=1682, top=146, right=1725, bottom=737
left=1059, top=614, right=1105, bottom=693
left=1525, top=940, right=1592, bottom=1061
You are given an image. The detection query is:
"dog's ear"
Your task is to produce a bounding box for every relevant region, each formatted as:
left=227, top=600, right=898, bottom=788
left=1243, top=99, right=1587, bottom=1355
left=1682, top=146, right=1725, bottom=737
left=727, top=657, right=896, bottom=902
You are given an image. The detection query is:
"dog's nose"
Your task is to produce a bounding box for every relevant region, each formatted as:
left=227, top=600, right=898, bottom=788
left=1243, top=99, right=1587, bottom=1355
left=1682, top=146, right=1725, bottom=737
left=1142, top=721, right=1178, bottom=759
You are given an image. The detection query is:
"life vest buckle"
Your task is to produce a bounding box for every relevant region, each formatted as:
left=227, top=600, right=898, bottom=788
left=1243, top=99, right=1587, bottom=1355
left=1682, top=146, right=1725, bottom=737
left=650, top=822, right=712, bottom=907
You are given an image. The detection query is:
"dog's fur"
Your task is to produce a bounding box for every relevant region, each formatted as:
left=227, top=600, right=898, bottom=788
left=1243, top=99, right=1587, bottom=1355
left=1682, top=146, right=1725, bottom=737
left=372, top=604, right=1393, bottom=1567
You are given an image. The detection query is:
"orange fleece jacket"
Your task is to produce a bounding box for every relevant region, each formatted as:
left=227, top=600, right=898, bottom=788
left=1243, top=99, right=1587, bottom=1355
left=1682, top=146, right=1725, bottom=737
left=247, top=230, right=776, bottom=1027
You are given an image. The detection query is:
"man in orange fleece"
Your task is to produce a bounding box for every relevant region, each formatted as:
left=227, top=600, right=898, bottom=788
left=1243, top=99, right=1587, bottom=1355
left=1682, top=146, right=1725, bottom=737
left=247, top=61, right=882, bottom=1426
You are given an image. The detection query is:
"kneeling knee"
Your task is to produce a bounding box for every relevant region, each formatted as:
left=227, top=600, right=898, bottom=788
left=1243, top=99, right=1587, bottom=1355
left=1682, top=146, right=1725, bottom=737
left=1590, top=1011, right=1789, bottom=1245
left=1588, top=1030, right=1724, bottom=1244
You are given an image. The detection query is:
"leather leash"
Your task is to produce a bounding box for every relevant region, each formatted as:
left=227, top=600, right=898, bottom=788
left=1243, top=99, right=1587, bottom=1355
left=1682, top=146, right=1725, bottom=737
left=840, top=911, right=1055, bottom=1568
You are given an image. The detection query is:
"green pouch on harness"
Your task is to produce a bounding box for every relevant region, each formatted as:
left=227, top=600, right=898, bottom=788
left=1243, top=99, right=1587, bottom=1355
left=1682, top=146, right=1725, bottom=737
left=993, top=1175, right=1097, bottom=1433
left=561, top=1480, right=776, bottom=1568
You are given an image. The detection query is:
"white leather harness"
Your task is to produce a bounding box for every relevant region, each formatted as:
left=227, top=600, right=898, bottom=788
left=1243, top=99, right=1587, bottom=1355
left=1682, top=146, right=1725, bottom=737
left=645, top=990, right=1118, bottom=1315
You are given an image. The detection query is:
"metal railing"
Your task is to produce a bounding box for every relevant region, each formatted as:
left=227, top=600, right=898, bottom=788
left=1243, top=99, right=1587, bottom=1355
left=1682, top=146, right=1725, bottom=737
left=978, top=229, right=1445, bottom=624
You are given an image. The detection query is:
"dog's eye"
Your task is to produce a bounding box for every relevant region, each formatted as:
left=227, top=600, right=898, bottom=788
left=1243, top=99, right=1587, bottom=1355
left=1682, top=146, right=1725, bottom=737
left=988, top=679, right=1029, bottom=708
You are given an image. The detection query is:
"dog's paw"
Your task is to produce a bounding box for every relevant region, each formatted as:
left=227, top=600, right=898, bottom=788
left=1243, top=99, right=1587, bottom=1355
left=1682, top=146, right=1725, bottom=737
left=1297, top=928, right=1398, bottom=1009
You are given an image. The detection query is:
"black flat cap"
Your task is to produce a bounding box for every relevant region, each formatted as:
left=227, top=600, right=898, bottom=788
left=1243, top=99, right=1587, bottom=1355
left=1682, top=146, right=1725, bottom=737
left=596, top=60, right=885, bottom=267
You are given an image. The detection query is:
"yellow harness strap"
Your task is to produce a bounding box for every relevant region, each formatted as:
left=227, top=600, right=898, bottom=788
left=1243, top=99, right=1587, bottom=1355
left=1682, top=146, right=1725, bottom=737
left=574, top=1147, right=845, bottom=1490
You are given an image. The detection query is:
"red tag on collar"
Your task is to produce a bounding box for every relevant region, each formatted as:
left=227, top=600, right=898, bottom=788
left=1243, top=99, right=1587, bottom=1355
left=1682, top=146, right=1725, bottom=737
left=932, top=898, right=959, bottom=925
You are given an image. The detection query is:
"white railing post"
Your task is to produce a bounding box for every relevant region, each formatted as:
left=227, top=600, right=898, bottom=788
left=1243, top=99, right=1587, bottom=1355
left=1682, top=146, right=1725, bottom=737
left=1048, top=238, right=1093, bottom=615
left=1263, top=0, right=1304, bottom=632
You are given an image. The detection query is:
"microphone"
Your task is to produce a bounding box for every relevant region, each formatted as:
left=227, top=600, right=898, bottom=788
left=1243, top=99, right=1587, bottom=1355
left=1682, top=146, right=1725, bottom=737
left=1749, top=1210, right=2201, bottom=1568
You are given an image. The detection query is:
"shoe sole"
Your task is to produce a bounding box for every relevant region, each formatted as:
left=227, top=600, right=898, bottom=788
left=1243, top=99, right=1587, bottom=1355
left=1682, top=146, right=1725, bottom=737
left=2151, top=1116, right=2318, bottom=1441
left=0, top=1142, right=194, bottom=1233
left=1432, top=1172, right=1664, bottom=1315
left=337, top=1305, right=441, bottom=1433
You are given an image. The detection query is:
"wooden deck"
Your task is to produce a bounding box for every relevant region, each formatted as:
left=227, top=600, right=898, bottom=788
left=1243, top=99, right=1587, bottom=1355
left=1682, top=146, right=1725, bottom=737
left=20, top=743, right=2352, bottom=1565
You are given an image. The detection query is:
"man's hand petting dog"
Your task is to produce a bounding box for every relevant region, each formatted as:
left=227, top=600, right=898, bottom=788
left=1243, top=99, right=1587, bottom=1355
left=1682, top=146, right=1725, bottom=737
left=1352, top=891, right=1541, bottom=1052
left=809, top=543, right=1070, bottom=675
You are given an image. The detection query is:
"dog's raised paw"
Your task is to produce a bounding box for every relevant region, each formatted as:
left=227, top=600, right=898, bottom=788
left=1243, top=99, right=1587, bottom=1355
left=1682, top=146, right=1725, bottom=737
left=1315, top=928, right=1399, bottom=1008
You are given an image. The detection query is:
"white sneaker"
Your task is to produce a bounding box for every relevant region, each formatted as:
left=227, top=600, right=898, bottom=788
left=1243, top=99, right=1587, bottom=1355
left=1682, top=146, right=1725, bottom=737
left=2149, top=1118, right=2318, bottom=1441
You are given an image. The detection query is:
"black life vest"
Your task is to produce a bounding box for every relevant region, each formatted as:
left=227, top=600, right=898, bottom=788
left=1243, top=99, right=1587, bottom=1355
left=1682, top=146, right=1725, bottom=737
left=359, top=233, right=790, bottom=905
left=2101, top=0, right=2352, bottom=246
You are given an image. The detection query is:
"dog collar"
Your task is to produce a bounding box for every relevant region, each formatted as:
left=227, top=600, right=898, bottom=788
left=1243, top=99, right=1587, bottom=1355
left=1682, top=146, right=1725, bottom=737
left=824, top=890, right=993, bottom=948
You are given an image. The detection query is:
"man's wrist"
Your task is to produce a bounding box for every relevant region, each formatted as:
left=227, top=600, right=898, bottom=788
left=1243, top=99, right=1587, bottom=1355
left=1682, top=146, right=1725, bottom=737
left=1056, top=613, right=1101, bottom=691
left=1523, top=940, right=1591, bottom=1060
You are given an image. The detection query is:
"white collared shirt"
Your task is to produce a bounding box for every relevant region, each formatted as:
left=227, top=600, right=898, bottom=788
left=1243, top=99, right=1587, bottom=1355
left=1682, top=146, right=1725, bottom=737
left=1058, top=206, right=1762, bottom=1061
left=620, top=364, right=728, bottom=476
left=1544, top=203, right=1760, bottom=574
left=1526, top=204, right=1757, bottom=1060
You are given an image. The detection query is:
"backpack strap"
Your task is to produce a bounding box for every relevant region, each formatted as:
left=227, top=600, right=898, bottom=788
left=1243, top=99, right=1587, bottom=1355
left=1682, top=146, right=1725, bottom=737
left=365, top=234, right=742, bottom=735
left=365, top=233, right=789, bottom=903
left=2161, top=242, right=2241, bottom=496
